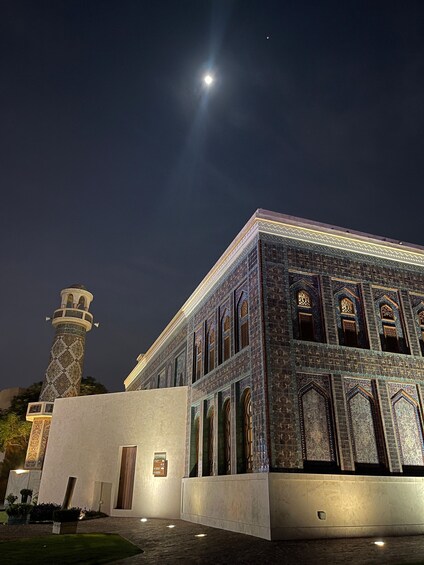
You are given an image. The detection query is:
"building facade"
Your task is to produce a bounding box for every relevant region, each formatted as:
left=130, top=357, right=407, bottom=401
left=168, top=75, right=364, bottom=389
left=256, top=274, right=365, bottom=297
left=40, top=210, right=424, bottom=539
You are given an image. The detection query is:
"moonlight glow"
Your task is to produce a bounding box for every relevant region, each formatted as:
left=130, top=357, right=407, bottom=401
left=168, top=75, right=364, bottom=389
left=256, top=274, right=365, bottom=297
left=203, top=74, right=213, bottom=86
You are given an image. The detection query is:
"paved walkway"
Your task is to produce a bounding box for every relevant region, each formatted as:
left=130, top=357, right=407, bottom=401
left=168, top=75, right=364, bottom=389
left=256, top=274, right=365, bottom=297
left=2, top=517, right=424, bottom=564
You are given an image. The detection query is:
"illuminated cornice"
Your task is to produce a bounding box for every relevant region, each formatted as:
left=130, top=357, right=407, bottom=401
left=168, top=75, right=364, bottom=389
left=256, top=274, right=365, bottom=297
left=124, top=209, right=424, bottom=389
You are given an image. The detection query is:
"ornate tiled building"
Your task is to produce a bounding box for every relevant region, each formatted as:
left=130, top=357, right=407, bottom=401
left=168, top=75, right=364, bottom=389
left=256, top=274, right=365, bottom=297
left=125, top=209, right=424, bottom=480
left=38, top=210, right=424, bottom=539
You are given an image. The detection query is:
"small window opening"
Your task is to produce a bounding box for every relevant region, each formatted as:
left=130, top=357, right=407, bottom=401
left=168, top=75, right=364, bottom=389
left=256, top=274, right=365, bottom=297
left=383, top=324, right=399, bottom=353
left=299, top=312, right=315, bottom=341
left=343, top=319, right=358, bottom=347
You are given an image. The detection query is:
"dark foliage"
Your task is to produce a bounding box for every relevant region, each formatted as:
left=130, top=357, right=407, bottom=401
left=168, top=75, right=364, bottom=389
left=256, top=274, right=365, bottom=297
left=29, top=502, right=61, bottom=522
left=53, top=508, right=81, bottom=522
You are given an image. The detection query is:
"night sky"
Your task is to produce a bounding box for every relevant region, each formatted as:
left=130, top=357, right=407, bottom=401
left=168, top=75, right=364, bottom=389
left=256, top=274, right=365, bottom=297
left=1, top=1, right=424, bottom=392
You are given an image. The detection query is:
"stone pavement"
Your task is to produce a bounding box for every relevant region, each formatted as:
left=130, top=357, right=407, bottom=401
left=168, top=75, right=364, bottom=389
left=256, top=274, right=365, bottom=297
left=1, top=517, right=424, bottom=564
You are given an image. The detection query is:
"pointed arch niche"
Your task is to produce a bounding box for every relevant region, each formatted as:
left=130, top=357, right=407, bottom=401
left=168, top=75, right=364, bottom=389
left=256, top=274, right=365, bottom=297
left=346, top=386, right=382, bottom=466
left=298, top=379, right=336, bottom=465
left=391, top=390, right=424, bottom=468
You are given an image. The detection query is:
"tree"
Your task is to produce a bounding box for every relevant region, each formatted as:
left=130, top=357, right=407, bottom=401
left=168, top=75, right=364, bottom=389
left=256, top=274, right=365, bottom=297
left=6, top=376, right=108, bottom=419
left=7, top=382, right=43, bottom=419
left=80, top=376, right=108, bottom=396
left=0, top=376, right=108, bottom=501
left=0, top=413, right=31, bottom=452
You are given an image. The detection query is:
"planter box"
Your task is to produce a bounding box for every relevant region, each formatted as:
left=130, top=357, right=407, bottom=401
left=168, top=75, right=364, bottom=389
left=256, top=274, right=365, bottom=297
left=7, top=515, right=30, bottom=525
left=52, top=521, right=78, bottom=534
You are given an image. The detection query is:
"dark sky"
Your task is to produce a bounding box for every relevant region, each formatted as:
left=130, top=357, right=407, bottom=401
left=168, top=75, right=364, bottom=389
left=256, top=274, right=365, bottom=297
left=1, top=0, right=424, bottom=392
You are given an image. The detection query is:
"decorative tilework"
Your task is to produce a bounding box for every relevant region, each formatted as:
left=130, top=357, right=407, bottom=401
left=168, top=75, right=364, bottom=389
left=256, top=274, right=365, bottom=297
left=388, top=382, right=424, bottom=466
left=297, top=374, right=336, bottom=463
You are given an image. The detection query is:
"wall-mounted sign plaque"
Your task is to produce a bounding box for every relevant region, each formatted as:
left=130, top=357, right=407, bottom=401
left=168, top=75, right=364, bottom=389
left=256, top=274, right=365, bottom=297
left=153, top=452, right=167, bottom=477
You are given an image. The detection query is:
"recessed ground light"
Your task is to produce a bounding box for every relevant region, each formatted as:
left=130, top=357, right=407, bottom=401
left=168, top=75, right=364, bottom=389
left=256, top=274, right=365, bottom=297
left=167, top=525, right=175, bottom=528
left=374, top=541, right=385, bottom=547
left=140, top=518, right=147, bottom=522
left=195, top=533, right=207, bottom=538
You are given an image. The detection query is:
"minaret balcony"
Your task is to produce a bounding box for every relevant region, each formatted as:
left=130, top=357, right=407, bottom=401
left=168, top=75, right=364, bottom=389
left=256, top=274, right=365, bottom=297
left=52, top=308, right=93, bottom=331
left=26, top=401, right=55, bottom=421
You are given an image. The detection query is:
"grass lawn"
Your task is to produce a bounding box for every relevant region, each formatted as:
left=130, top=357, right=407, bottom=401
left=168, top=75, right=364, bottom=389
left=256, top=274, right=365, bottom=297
left=0, top=510, right=7, bottom=523
left=0, top=533, right=142, bottom=564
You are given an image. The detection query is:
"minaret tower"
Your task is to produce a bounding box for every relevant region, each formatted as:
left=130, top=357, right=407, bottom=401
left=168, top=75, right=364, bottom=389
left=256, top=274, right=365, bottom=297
left=25, top=285, right=95, bottom=470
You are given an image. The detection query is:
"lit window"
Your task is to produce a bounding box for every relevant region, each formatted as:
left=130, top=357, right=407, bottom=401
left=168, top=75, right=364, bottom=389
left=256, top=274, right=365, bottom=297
left=237, top=296, right=249, bottom=351
left=297, top=290, right=311, bottom=308
left=340, top=297, right=354, bottom=315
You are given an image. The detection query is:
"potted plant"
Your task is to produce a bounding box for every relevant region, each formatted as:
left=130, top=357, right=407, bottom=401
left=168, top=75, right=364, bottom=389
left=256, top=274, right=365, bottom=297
left=5, top=493, right=18, bottom=506
left=6, top=503, right=33, bottom=525
left=52, top=508, right=80, bottom=534
left=20, top=488, right=33, bottom=503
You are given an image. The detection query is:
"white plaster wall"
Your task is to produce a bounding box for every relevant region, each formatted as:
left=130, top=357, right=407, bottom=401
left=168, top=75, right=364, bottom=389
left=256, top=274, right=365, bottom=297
left=181, top=474, right=271, bottom=539
left=181, top=472, right=424, bottom=540
left=39, top=388, right=187, bottom=519
left=269, top=473, right=424, bottom=539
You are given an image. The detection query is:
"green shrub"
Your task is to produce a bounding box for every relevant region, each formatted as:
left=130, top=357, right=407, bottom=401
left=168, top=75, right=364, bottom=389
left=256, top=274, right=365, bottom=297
left=6, top=503, right=33, bottom=517
left=30, top=502, right=61, bottom=522
left=52, top=508, right=80, bottom=522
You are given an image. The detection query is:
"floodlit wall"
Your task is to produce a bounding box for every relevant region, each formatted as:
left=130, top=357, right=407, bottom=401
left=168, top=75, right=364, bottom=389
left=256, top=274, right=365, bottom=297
left=39, top=388, right=187, bottom=518
left=181, top=472, right=424, bottom=540
left=269, top=473, right=424, bottom=539
left=181, top=474, right=271, bottom=539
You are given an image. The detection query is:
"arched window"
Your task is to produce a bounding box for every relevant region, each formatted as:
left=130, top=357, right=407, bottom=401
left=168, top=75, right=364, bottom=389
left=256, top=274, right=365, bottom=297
left=340, top=297, right=358, bottom=347
left=341, top=297, right=354, bottom=314
left=66, top=294, right=74, bottom=308
left=220, top=311, right=231, bottom=363
left=237, top=297, right=249, bottom=351
left=77, top=296, right=86, bottom=310
left=380, top=303, right=399, bottom=352
left=297, top=290, right=311, bottom=308
left=223, top=399, right=231, bottom=474
left=206, top=407, right=214, bottom=476
left=381, top=304, right=395, bottom=320
left=193, top=336, right=203, bottom=382
left=205, top=327, right=215, bottom=374
left=243, top=389, right=253, bottom=472
left=297, top=290, right=314, bottom=341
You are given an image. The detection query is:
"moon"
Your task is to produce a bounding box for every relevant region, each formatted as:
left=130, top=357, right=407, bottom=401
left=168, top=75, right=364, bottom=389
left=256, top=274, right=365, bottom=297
left=203, top=74, right=214, bottom=86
